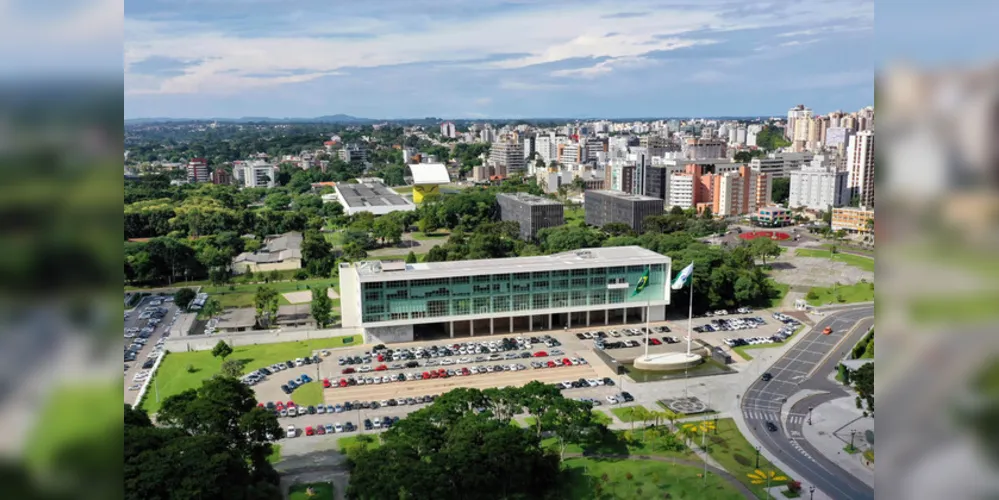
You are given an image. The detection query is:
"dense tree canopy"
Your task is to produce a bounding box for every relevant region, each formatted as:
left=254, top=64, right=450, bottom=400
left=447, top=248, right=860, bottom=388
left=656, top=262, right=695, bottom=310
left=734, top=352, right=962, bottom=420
left=125, top=377, right=282, bottom=500
left=346, top=382, right=600, bottom=500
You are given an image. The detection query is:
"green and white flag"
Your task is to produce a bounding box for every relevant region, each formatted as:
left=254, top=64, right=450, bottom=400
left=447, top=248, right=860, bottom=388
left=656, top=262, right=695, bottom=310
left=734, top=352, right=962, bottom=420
left=632, top=268, right=650, bottom=296
left=671, top=262, right=694, bottom=290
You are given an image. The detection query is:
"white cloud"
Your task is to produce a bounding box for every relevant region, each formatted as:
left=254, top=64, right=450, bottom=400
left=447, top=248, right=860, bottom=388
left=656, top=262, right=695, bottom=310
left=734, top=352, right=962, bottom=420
left=777, top=24, right=872, bottom=38
left=125, top=0, right=874, bottom=94
left=779, top=38, right=821, bottom=47
left=550, top=55, right=657, bottom=79
left=498, top=80, right=566, bottom=91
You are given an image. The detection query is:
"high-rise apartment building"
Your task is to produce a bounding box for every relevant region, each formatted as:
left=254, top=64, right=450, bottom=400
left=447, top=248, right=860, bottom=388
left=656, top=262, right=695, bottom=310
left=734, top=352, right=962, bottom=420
left=535, top=135, right=554, bottom=165
left=748, top=152, right=814, bottom=178
left=211, top=167, right=232, bottom=185
left=186, top=158, right=209, bottom=183
left=440, top=121, right=457, bottom=139
left=339, top=145, right=368, bottom=163
left=711, top=166, right=770, bottom=216
left=682, top=137, right=726, bottom=161
left=489, top=138, right=526, bottom=172
left=788, top=155, right=849, bottom=210
left=557, top=143, right=582, bottom=165
left=496, top=192, right=565, bottom=241
left=846, top=130, right=875, bottom=207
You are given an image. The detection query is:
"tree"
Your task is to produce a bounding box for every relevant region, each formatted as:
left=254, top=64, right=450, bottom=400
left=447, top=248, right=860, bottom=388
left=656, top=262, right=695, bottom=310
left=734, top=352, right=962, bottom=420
left=405, top=251, right=418, bottom=264
left=131, top=377, right=282, bottom=500
left=771, top=177, right=791, bottom=205
left=201, top=297, right=222, bottom=319
left=254, top=286, right=280, bottom=328
left=310, top=286, right=334, bottom=328
left=373, top=214, right=405, bottom=246
left=220, top=358, right=243, bottom=377
left=301, top=230, right=334, bottom=277
left=602, top=222, right=635, bottom=237
left=342, top=241, right=368, bottom=261
left=852, top=362, right=874, bottom=413
left=748, top=237, right=781, bottom=266
left=173, top=288, right=196, bottom=309
left=211, top=340, right=233, bottom=360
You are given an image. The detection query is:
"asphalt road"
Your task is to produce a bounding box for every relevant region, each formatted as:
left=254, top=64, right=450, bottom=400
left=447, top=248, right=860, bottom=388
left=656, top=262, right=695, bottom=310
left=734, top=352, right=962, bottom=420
left=124, top=295, right=180, bottom=405
left=740, top=306, right=874, bottom=500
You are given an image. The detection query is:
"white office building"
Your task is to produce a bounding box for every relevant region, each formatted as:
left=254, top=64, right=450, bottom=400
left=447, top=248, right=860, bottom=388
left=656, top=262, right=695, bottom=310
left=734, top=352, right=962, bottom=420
left=242, top=161, right=276, bottom=188
left=846, top=130, right=875, bottom=207
left=489, top=138, right=526, bottom=172
left=788, top=155, right=850, bottom=210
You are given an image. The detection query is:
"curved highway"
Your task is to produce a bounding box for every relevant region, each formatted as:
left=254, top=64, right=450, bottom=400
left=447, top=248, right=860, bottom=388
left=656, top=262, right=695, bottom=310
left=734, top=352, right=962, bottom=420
left=740, top=306, right=874, bottom=500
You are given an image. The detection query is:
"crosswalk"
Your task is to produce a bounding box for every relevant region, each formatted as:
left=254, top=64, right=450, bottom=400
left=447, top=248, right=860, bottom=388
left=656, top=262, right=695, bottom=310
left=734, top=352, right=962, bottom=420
left=743, top=410, right=779, bottom=422
left=787, top=414, right=806, bottom=425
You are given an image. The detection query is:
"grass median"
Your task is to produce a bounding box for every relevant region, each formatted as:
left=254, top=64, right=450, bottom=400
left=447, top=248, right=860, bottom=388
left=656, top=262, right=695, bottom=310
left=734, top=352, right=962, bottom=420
left=732, top=324, right=806, bottom=361
left=141, top=336, right=359, bottom=413
left=805, top=281, right=875, bottom=306
left=291, top=382, right=324, bottom=406
left=697, top=418, right=793, bottom=499
left=558, top=457, right=745, bottom=500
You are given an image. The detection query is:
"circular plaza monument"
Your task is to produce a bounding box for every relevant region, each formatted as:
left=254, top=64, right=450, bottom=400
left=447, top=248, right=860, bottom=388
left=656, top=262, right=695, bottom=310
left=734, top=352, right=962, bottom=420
left=633, top=351, right=704, bottom=371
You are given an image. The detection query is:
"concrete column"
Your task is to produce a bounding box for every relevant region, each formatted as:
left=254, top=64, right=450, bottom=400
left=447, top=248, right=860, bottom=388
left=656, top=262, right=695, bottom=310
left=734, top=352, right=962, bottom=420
left=587, top=311, right=591, bottom=327
left=529, top=315, right=533, bottom=332
left=510, top=316, right=514, bottom=333
left=548, top=314, right=553, bottom=330
left=605, top=309, right=609, bottom=326
left=470, top=320, right=474, bottom=337
left=490, top=318, right=494, bottom=335
left=623, top=307, right=627, bottom=324
left=568, top=312, right=572, bottom=329
left=449, top=321, right=454, bottom=338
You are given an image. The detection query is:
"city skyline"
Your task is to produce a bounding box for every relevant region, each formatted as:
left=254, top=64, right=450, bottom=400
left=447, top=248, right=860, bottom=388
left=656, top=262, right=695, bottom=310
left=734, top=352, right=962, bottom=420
left=125, top=0, right=874, bottom=119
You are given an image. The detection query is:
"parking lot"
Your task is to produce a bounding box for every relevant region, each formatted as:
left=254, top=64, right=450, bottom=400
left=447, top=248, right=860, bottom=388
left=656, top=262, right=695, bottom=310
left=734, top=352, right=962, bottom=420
left=124, top=294, right=181, bottom=405
left=239, top=305, right=808, bottom=441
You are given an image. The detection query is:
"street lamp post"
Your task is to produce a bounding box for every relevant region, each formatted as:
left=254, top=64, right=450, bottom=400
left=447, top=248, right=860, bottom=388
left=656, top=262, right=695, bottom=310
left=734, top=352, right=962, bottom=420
left=755, top=445, right=761, bottom=469
left=808, top=406, right=813, bottom=426
left=849, top=429, right=857, bottom=452
left=809, top=485, right=816, bottom=500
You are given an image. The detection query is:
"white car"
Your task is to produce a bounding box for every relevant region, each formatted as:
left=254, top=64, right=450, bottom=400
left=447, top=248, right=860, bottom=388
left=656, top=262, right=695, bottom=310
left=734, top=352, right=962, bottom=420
left=586, top=379, right=599, bottom=387
left=297, top=407, right=307, bottom=416
left=606, top=395, right=619, bottom=404
left=373, top=417, right=382, bottom=429
left=334, top=422, right=343, bottom=433
left=286, top=425, right=297, bottom=438
left=561, top=381, right=573, bottom=389
left=317, top=405, right=326, bottom=414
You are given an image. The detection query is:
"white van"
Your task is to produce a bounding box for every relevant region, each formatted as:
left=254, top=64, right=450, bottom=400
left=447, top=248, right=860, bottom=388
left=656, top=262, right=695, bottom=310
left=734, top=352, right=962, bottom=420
left=286, top=425, right=297, bottom=438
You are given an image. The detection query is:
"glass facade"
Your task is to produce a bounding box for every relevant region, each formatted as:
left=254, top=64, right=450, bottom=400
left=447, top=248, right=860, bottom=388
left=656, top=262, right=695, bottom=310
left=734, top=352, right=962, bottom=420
left=360, top=264, right=667, bottom=324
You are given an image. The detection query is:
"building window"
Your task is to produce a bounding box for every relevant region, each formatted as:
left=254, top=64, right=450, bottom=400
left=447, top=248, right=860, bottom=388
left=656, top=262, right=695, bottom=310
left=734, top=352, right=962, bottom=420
left=473, top=275, right=490, bottom=283
left=427, top=300, right=449, bottom=317
left=553, top=279, right=569, bottom=290
left=552, top=292, right=569, bottom=308
left=493, top=296, right=510, bottom=312
left=571, top=291, right=586, bottom=306
left=571, top=278, right=588, bottom=288
left=513, top=294, right=531, bottom=311
left=364, top=291, right=381, bottom=302
left=552, top=270, right=569, bottom=277
left=531, top=271, right=550, bottom=280
left=532, top=294, right=549, bottom=309
left=533, top=280, right=549, bottom=291
left=473, top=297, right=490, bottom=314
left=590, top=290, right=606, bottom=305
left=571, top=269, right=589, bottom=276
left=454, top=300, right=470, bottom=315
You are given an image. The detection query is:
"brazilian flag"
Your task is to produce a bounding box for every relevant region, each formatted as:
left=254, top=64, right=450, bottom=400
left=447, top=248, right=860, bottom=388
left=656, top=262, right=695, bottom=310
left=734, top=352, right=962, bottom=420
left=632, top=268, right=650, bottom=297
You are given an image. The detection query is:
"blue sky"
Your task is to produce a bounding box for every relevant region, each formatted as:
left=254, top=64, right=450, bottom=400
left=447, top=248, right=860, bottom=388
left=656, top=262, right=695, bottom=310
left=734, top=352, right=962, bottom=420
left=124, top=0, right=876, bottom=119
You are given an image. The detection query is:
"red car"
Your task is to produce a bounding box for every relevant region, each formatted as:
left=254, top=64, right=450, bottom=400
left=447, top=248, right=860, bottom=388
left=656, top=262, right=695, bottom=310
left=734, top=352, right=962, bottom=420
left=562, top=358, right=572, bottom=366
left=547, top=360, right=556, bottom=368
left=375, top=364, right=388, bottom=371
left=423, top=371, right=431, bottom=380
left=342, top=367, right=356, bottom=374
left=323, top=378, right=332, bottom=388
left=534, top=351, right=548, bottom=357
left=650, top=338, right=662, bottom=346
left=461, top=367, right=470, bottom=376
left=257, top=402, right=264, bottom=408
left=305, top=426, right=315, bottom=436
left=339, top=379, right=348, bottom=387
left=377, top=354, right=384, bottom=362
left=275, top=401, right=285, bottom=409
left=316, top=426, right=326, bottom=435
left=286, top=401, right=296, bottom=409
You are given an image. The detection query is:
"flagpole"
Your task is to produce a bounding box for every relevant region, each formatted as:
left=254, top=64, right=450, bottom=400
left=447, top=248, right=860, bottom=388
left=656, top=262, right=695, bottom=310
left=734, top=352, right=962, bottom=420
left=686, top=263, right=694, bottom=357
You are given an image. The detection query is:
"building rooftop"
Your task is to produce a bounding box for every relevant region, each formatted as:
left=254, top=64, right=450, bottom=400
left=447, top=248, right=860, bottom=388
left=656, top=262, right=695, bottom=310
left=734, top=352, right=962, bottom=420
left=346, top=246, right=669, bottom=282
left=586, top=190, right=662, bottom=202
left=497, top=192, right=562, bottom=205
left=233, top=231, right=302, bottom=264
left=335, top=181, right=413, bottom=208
left=409, top=163, right=451, bottom=185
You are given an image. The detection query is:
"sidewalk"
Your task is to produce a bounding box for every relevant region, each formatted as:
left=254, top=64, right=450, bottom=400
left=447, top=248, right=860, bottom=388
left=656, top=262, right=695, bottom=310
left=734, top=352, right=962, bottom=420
left=801, top=397, right=875, bottom=487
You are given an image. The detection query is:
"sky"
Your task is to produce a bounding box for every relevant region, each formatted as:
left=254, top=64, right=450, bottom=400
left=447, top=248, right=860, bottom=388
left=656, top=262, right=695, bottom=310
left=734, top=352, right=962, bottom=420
left=123, top=0, right=878, bottom=119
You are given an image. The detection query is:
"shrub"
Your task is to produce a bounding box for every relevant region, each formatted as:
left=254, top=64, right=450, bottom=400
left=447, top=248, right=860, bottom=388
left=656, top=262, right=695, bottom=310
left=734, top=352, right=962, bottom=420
left=625, top=472, right=633, bottom=481
left=805, top=290, right=819, bottom=300
left=294, top=269, right=309, bottom=280
left=187, top=364, right=196, bottom=373
left=787, top=481, right=802, bottom=493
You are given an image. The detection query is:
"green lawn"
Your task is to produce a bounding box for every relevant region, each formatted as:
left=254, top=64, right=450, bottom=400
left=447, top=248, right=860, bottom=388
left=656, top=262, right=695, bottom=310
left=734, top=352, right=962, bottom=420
left=28, top=382, right=121, bottom=470
left=732, top=324, right=806, bottom=361
left=267, top=444, right=281, bottom=464
left=767, top=280, right=790, bottom=309
left=141, top=336, right=359, bottom=413
left=558, top=457, right=745, bottom=500
left=204, top=277, right=340, bottom=308
left=337, top=434, right=381, bottom=453
left=820, top=243, right=874, bottom=257
left=409, top=231, right=449, bottom=240
left=610, top=405, right=651, bottom=423
left=288, top=482, right=334, bottom=500
left=592, top=410, right=613, bottom=426
left=291, top=382, right=324, bottom=406
left=699, top=418, right=793, bottom=499
left=806, top=281, right=875, bottom=306
left=795, top=249, right=875, bottom=273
